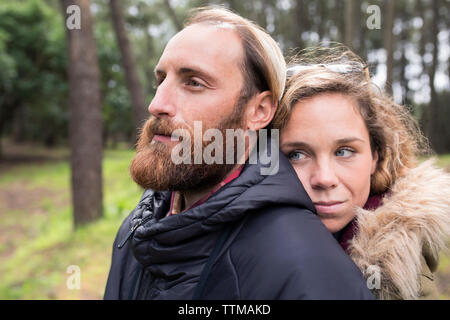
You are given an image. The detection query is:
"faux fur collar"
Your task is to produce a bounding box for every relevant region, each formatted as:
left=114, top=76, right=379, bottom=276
left=348, top=159, right=450, bottom=299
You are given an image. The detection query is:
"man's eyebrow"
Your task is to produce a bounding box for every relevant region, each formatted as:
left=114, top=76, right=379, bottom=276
left=153, top=66, right=216, bottom=83
left=178, top=67, right=215, bottom=83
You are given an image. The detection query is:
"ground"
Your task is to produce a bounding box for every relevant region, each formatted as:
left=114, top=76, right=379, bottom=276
left=0, top=141, right=141, bottom=299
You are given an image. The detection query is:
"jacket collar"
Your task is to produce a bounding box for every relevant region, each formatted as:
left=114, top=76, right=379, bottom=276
left=129, top=136, right=315, bottom=265
left=348, top=159, right=450, bottom=299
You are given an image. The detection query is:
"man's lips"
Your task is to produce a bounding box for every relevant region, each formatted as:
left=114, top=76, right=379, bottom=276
left=313, top=201, right=347, bottom=214
left=152, top=134, right=173, bottom=143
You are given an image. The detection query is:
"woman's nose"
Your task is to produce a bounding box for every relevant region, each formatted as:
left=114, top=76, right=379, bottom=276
left=310, top=160, right=339, bottom=190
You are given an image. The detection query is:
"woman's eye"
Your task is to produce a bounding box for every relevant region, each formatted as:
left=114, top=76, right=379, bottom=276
left=288, top=151, right=306, bottom=161
left=335, top=148, right=354, bottom=157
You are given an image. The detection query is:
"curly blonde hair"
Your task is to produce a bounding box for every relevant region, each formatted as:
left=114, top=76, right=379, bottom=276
left=272, top=44, right=429, bottom=194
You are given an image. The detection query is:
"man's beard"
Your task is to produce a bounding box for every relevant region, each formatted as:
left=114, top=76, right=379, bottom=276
left=129, top=101, right=247, bottom=193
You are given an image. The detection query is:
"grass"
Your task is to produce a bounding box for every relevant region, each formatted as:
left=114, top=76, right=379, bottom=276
left=435, top=154, right=450, bottom=170
left=0, top=147, right=449, bottom=299
left=0, top=147, right=142, bottom=299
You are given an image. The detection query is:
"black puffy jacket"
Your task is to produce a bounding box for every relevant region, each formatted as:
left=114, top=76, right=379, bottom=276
left=104, top=146, right=374, bottom=300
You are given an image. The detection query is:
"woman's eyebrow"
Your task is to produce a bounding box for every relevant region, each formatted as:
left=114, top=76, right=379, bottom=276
left=335, top=137, right=365, bottom=144
left=280, top=141, right=311, bottom=149
left=280, top=137, right=365, bottom=150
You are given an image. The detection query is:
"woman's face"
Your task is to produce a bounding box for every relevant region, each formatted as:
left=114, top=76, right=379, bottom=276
left=280, top=93, right=378, bottom=233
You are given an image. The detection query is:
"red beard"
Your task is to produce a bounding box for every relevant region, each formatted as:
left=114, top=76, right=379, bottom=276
left=130, top=107, right=246, bottom=192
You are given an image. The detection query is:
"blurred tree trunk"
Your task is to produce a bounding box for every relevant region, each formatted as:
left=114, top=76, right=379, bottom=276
left=61, top=0, right=103, bottom=227
left=228, top=0, right=240, bottom=12
left=353, top=1, right=363, bottom=57
left=0, top=96, right=17, bottom=159
left=335, top=0, right=345, bottom=43
left=384, top=0, right=395, bottom=96
left=344, top=0, right=354, bottom=49
left=294, top=0, right=305, bottom=49
left=12, top=104, right=26, bottom=143
left=0, top=121, right=4, bottom=158
left=444, top=0, right=450, bottom=89
left=427, top=0, right=440, bottom=151
left=417, top=0, right=427, bottom=74
left=164, top=0, right=182, bottom=31
left=109, top=0, right=148, bottom=142
left=399, top=10, right=410, bottom=106
left=344, top=1, right=364, bottom=56
left=145, top=32, right=155, bottom=97
left=252, top=0, right=268, bottom=31
left=317, top=0, right=326, bottom=41
left=399, top=40, right=409, bottom=105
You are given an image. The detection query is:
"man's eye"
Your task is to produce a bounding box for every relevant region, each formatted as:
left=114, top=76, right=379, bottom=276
left=154, top=77, right=164, bottom=89
left=186, top=78, right=204, bottom=88
left=335, top=148, right=354, bottom=157
left=288, top=151, right=306, bottom=161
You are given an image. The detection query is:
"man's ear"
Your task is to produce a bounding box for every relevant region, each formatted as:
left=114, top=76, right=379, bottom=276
left=245, top=91, right=277, bottom=131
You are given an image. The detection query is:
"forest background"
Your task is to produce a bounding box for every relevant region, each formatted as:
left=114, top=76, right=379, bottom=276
left=0, top=0, right=449, bottom=299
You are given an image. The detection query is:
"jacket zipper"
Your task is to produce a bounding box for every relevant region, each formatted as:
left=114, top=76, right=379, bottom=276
left=117, top=211, right=153, bottom=249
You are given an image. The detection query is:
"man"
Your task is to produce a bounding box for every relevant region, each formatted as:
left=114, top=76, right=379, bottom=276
left=104, top=7, right=374, bottom=300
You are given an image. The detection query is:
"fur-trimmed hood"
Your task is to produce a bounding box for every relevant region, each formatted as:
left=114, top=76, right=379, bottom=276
left=348, top=159, right=450, bottom=300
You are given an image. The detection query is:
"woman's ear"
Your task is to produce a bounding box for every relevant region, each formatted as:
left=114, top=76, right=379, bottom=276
left=245, top=91, right=276, bottom=131
left=371, top=150, right=379, bottom=175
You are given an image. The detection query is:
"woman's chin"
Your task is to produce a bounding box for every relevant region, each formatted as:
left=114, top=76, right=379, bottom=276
left=320, top=218, right=348, bottom=234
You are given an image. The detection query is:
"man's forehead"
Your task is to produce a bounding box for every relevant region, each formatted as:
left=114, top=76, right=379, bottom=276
left=156, top=24, right=244, bottom=73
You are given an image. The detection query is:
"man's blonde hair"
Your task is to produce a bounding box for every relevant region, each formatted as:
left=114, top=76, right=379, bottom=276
left=185, top=6, right=286, bottom=105
left=273, top=45, right=429, bottom=194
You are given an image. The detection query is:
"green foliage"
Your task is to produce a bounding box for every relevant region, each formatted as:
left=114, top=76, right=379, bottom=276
left=0, top=0, right=68, bottom=145
left=0, top=29, right=16, bottom=92
left=1, top=0, right=445, bottom=151
left=94, top=18, right=135, bottom=145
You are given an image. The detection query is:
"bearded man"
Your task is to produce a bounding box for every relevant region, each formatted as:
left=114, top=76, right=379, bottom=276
left=104, top=7, right=374, bottom=300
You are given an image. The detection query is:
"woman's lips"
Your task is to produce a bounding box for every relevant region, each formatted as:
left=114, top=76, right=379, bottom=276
left=313, top=201, right=347, bottom=215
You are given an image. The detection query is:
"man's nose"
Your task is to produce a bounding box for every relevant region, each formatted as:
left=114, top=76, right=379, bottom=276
left=310, top=159, right=339, bottom=190
left=148, top=78, right=176, bottom=118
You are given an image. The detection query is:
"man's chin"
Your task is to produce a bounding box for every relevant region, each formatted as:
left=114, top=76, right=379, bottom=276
left=130, top=147, right=169, bottom=190
left=130, top=148, right=235, bottom=193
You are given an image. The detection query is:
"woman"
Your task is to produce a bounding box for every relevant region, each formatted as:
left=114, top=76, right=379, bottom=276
left=273, top=46, right=450, bottom=299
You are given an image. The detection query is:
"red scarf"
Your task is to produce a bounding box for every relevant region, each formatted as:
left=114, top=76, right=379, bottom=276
left=167, top=165, right=244, bottom=216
